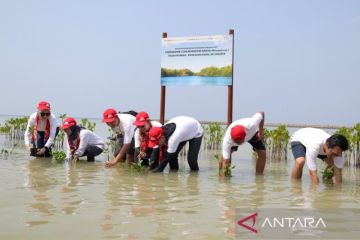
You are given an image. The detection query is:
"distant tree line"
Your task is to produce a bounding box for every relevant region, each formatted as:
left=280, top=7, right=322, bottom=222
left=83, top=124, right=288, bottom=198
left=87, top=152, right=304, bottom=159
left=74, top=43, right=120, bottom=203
left=161, top=65, right=232, bottom=77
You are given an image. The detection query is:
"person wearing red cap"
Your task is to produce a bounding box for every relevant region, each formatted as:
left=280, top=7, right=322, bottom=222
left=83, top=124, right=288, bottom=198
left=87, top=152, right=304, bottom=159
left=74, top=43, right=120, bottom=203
left=62, top=117, right=104, bottom=162
left=133, top=111, right=162, bottom=166
left=102, top=108, right=137, bottom=167
left=220, top=112, right=266, bottom=176
left=147, top=116, right=203, bottom=172
left=24, top=101, right=60, bottom=157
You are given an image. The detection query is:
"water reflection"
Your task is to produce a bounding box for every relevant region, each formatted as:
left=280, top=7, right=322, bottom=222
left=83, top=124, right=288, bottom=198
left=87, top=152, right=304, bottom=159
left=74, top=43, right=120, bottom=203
left=25, top=158, right=57, bottom=226
left=60, top=163, right=82, bottom=215
left=1, top=139, right=357, bottom=238
left=101, top=164, right=202, bottom=239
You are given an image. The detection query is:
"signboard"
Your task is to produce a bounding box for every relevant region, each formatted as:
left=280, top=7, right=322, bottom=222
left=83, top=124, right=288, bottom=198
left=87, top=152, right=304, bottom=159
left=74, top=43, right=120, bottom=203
left=161, top=35, right=233, bottom=86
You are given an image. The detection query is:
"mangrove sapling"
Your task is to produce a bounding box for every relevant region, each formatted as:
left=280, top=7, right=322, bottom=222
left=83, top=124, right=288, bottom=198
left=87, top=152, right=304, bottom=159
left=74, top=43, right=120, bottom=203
left=103, top=128, right=116, bottom=161
left=52, top=150, right=67, bottom=163
left=321, top=166, right=334, bottom=184
left=0, top=116, right=29, bottom=141
left=204, top=122, right=225, bottom=150
left=215, top=153, right=235, bottom=177
left=80, top=118, right=96, bottom=131
left=55, top=114, right=67, bottom=149
left=0, top=143, right=17, bottom=159
left=130, top=159, right=146, bottom=173
left=268, top=125, right=290, bottom=161
left=55, top=129, right=65, bottom=149
left=0, top=148, right=9, bottom=159
left=354, top=123, right=360, bottom=166
left=335, top=123, right=360, bottom=167
left=103, top=142, right=112, bottom=161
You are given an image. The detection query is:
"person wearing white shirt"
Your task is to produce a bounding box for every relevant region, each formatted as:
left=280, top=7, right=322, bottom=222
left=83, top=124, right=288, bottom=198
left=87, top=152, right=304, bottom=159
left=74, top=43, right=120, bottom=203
left=62, top=117, right=104, bottom=162
left=24, top=101, right=60, bottom=157
left=133, top=111, right=162, bottom=166
left=147, top=116, right=203, bottom=172
left=219, top=112, right=266, bottom=176
left=290, top=128, right=349, bottom=185
left=102, top=108, right=136, bottom=167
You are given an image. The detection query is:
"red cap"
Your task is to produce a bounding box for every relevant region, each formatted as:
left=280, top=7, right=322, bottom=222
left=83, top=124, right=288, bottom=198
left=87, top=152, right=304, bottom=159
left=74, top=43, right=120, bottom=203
left=148, top=127, right=164, bottom=148
left=102, top=108, right=118, bottom=123
left=62, top=117, right=77, bottom=129
left=134, top=111, right=149, bottom=126
left=230, top=125, right=246, bottom=141
left=37, top=101, right=51, bottom=111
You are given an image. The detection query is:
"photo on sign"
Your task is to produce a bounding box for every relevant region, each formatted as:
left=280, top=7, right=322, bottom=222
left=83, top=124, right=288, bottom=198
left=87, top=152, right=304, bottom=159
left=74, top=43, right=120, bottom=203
left=161, top=35, right=233, bottom=86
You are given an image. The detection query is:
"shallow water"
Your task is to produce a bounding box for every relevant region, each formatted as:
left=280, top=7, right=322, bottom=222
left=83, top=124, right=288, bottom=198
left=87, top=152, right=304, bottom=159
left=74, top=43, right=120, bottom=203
left=0, top=141, right=359, bottom=239
left=0, top=116, right=359, bottom=239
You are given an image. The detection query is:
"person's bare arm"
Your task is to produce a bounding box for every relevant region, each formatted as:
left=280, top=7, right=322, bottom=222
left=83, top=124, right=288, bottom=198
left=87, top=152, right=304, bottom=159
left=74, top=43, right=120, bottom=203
left=333, top=166, right=342, bottom=185
left=105, top=143, right=130, bottom=167
left=219, top=157, right=231, bottom=177
left=309, top=170, right=319, bottom=185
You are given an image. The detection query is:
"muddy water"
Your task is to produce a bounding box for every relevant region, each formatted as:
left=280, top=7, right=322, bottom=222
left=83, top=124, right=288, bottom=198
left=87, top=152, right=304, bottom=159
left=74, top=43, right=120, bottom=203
left=0, top=116, right=359, bottom=239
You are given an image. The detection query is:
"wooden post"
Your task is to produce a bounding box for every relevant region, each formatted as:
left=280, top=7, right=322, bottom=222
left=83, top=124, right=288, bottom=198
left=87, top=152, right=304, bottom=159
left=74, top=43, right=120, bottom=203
left=160, top=32, right=167, bottom=124
left=227, top=29, right=234, bottom=126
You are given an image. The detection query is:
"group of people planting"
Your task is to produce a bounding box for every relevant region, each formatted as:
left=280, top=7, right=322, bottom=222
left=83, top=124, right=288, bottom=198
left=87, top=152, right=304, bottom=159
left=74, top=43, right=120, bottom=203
left=25, top=101, right=349, bottom=184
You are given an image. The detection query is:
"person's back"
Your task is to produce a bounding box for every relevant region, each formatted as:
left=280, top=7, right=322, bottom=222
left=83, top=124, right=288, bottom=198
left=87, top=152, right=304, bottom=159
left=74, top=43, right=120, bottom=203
left=290, top=128, right=329, bottom=150
left=148, top=116, right=204, bottom=172
left=63, top=117, right=104, bottom=162
left=166, top=116, right=203, bottom=152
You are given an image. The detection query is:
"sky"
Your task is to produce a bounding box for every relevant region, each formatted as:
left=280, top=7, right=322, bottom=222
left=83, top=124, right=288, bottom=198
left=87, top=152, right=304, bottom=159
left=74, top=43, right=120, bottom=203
left=0, top=0, right=359, bottom=126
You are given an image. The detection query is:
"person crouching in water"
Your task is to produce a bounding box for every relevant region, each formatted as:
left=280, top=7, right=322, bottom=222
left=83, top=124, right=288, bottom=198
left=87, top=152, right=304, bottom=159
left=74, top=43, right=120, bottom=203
left=102, top=108, right=136, bottom=167
left=147, top=116, right=203, bottom=172
left=62, top=117, right=105, bottom=162
left=133, top=111, right=162, bottom=166
left=24, top=101, right=60, bottom=157
left=219, top=111, right=266, bottom=176
left=290, top=128, right=349, bottom=185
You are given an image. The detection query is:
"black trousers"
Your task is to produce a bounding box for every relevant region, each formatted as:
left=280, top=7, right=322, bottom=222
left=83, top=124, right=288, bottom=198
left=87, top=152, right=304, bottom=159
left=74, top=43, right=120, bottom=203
left=169, top=135, right=203, bottom=171
left=82, top=145, right=103, bottom=161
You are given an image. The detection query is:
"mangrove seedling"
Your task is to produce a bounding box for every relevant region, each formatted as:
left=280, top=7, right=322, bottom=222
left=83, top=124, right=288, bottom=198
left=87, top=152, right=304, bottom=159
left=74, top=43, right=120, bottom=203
left=321, top=166, right=334, bottom=184
left=52, top=150, right=67, bottom=163
left=215, top=153, right=235, bottom=177
left=130, top=159, right=146, bottom=173
left=80, top=118, right=96, bottom=131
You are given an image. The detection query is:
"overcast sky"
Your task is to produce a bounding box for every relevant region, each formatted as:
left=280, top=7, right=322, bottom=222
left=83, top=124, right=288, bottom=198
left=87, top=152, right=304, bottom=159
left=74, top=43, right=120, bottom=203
left=0, top=0, right=359, bottom=126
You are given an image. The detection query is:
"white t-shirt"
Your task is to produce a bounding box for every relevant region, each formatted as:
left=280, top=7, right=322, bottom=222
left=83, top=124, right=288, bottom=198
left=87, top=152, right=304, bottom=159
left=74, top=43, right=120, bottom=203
left=222, top=113, right=263, bottom=159
left=111, top=114, right=136, bottom=145
left=134, top=120, right=162, bottom=148
left=166, top=116, right=203, bottom=153
left=66, top=129, right=105, bottom=158
left=24, top=112, right=60, bottom=148
left=290, top=128, right=344, bottom=171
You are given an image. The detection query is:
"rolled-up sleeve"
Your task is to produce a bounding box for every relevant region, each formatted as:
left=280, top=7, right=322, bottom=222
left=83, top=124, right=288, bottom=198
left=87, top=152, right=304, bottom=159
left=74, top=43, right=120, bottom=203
left=334, top=156, right=345, bottom=169
left=134, top=128, right=140, bottom=148
left=305, top=147, right=318, bottom=171
left=24, top=116, right=36, bottom=147
left=250, top=113, right=263, bottom=128
left=222, top=139, right=232, bottom=159
left=75, top=132, right=89, bottom=156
